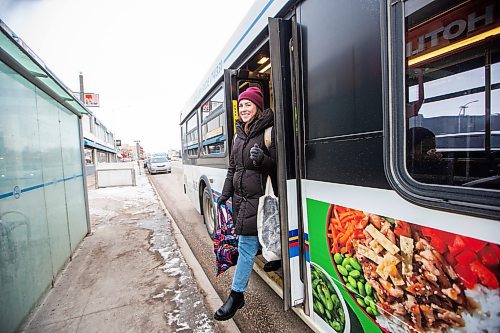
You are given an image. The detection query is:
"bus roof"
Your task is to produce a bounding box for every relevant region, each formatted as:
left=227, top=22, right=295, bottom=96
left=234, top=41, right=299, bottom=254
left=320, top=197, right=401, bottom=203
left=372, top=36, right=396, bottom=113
left=179, top=0, right=292, bottom=123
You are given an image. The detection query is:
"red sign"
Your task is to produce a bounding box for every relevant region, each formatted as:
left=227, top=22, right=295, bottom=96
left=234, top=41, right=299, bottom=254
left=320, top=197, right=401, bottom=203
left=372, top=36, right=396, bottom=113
left=84, top=93, right=100, bottom=107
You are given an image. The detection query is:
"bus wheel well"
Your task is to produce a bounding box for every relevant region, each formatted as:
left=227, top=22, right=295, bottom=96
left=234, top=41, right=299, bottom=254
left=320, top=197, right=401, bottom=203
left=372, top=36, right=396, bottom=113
left=199, top=181, right=206, bottom=215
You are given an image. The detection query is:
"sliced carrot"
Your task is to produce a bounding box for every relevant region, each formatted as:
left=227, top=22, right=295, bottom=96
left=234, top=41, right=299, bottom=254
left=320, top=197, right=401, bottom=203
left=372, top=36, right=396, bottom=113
left=339, top=224, right=355, bottom=244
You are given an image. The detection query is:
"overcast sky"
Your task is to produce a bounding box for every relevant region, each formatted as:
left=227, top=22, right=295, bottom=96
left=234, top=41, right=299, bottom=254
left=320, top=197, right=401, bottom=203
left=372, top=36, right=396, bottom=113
left=1, top=0, right=255, bottom=153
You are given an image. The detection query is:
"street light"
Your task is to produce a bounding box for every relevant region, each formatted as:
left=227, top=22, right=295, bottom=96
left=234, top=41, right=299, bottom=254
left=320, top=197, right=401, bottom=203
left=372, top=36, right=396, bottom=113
left=458, top=100, right=478, bottom=133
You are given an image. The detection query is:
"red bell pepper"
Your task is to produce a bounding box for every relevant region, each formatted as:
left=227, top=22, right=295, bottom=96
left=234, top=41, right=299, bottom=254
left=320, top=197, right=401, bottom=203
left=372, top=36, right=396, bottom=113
left=491, top=244, right=500, bottom=260
left=448, top=235, right=466, bottom=255
left=478, top=245, right=499, bottom=267
left=420, top=226, right=454, bottom=243
left=470, top=261, right=499, bottom=289
left=445, top=251, right=456, bottom=266
left=456, top=249, right=477, bottom=266
left=455, top=263, right=477, bottom=289
left=430, top=236, right=447, bottom=253
left=462, top=236, right=486, bottom=252
left=394, top=220, right=411, bottom=238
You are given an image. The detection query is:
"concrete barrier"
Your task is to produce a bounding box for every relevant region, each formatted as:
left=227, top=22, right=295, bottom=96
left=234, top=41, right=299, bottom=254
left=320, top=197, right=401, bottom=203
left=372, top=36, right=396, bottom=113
left=95, top=162, right=136, bottom=188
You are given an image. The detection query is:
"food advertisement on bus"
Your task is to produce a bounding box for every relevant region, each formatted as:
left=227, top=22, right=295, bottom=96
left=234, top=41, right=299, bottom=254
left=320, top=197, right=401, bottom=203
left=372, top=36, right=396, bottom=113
left=307, top=198, right=500, bottom=333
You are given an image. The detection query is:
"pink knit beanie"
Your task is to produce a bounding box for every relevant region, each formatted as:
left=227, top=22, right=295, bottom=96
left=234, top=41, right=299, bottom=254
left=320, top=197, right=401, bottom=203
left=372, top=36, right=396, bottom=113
left=238, top=86, right=264, bottom=111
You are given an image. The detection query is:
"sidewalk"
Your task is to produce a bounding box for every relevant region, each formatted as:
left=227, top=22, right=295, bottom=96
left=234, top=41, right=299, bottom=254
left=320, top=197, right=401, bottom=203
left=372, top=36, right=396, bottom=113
left=21, top=168, right=221, bottom=333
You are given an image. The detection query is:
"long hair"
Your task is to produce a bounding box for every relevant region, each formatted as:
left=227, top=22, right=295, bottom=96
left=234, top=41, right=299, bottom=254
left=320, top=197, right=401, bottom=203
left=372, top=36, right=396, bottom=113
left=244, top=107, right=264, bottom=134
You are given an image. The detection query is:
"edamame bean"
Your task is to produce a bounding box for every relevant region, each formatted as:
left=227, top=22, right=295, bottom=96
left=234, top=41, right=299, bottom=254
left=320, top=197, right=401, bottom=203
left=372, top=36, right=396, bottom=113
left=347, top=276, right=357, bottom=289
left=370, top=305, right=379, bottom=316
left=333, top=253, right=343, bottom=265
left=316, top=300, right=325, bottom=314
left=337, top=265, right=348, bottom=276
left=365, top=282, right=372, bottom=295
left=346, top=283, right=357, bottom=294
left=349, top=270, right=361, bottom=278
left=366, top=307, right=374, bottom=316
left=341, top=258, right=350, bottom=267
left=364, top=295, right=374, bottom=305
left=345, top=264, right=353, bottom=272
left=312, top=278, right=320, bottom=289
left=356, top=297, right=366, bottom=307
left=349, top=257, right=362, bottom=271
left=342, top=276, right=348, bottom=283
left=321, top=285, right=334, bottom=311
left=332, top=321, right=341, bottom=332
left=317, top=285, right=327, bottom=304
left=325, top=308, right=332, bottom=320
left=357, top=281, right=366, bottom=296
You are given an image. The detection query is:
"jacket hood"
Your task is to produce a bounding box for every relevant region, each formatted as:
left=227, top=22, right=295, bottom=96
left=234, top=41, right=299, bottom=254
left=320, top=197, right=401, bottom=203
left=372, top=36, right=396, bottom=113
left=236, top=108, right=274, bottom=139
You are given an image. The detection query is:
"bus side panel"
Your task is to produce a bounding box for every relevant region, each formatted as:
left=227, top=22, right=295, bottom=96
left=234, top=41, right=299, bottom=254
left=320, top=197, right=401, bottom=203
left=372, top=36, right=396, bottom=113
left=183, top=164, right=228, bottom=214
left=183, top=164, right=202, bottom=214
left=303, top=179, right=500, bottom=333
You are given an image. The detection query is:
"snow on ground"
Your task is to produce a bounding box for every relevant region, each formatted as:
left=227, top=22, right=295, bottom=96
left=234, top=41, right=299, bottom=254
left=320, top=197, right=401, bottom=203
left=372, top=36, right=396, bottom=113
left=88, top=167, right=218, bottom=333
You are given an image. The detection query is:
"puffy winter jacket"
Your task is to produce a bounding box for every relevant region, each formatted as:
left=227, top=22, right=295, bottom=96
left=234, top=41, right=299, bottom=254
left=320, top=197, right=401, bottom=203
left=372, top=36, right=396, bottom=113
left=222, top=108, right=276, bottom=235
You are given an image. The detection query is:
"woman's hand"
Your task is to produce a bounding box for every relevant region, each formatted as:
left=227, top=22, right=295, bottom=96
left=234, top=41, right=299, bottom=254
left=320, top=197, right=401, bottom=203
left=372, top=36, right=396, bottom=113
left=250, top=144, right=264, bottom=165
left=217, top=195, right=229, bottom=205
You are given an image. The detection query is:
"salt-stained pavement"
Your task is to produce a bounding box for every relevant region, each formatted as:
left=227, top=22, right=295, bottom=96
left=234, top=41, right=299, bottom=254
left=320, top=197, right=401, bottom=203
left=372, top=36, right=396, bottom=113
left=20, top=168, right=223, bottom=333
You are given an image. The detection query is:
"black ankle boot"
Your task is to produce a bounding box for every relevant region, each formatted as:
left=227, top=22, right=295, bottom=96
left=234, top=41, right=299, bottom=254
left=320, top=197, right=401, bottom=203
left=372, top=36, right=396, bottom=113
left=214, top=290, right=245, bottom=321
left=263, top=260, right=281, bottom=272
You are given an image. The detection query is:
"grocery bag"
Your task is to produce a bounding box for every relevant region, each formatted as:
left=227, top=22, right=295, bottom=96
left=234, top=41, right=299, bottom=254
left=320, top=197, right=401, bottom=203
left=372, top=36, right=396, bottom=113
left=257, top=176, right=281, bottom=261
left=213, top=204, right=238, bottom=276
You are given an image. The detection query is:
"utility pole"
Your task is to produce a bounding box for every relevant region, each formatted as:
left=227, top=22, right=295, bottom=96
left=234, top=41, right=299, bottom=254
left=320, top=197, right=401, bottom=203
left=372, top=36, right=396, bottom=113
left=79, top=72, right=84, bottom=103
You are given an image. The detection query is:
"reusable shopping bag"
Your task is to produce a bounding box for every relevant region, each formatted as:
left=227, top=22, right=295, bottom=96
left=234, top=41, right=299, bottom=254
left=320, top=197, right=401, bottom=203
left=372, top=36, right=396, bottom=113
left=257, top=176, right=281, bottom=261
left=213, top=204, right=239, bottom=276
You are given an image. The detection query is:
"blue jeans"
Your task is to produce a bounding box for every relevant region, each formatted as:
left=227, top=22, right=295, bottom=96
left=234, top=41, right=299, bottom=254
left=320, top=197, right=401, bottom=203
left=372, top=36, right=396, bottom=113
left=232, top=235, right=259, bottom=292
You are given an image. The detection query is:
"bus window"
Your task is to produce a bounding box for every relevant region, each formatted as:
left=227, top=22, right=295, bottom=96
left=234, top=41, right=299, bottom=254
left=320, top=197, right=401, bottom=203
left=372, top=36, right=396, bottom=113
left=186, top=112, right=199, bottom=157
left=202, top=88, right=224, bottom=120
left=404, top=0, right=500, bottom=190
left=201, top=88, right=226, bottom=157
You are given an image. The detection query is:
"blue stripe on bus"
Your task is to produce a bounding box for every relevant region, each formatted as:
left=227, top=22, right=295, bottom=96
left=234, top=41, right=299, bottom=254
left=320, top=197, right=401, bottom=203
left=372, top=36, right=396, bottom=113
left=223, top=0, right=275, bottom=63
left=0, top=174, right=83, bottom=200
left=304, top=233, right=310, bottom=262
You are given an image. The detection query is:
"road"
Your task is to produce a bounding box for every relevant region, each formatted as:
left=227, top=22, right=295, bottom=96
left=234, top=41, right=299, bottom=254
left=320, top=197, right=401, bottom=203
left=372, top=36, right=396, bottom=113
left=148, top=161, right=312, bottom=333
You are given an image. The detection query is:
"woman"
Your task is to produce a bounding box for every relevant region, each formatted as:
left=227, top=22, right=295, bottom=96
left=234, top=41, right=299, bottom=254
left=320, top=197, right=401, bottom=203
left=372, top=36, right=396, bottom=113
left=214, top=86, right=276, bottom=321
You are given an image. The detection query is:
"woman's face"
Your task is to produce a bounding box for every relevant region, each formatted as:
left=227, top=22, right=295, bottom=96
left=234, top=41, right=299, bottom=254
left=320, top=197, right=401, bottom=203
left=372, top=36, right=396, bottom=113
left=238, top=99, right=257, bottom=123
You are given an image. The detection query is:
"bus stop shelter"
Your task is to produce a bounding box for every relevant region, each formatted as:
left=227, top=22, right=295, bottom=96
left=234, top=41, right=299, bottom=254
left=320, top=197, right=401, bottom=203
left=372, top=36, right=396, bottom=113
left=0, top=20, right=91, bottom=333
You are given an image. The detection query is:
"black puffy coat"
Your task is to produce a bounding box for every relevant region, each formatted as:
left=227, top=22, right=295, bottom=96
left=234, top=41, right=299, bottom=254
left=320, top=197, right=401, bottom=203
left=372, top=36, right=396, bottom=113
left=222, top=108, right=276, bottom=235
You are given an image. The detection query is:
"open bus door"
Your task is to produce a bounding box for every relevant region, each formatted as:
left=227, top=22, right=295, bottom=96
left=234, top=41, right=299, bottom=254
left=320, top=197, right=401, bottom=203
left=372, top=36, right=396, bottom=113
left=223, top=69, right=270, bottom=146
left=268, top=16, right=307, bottom=311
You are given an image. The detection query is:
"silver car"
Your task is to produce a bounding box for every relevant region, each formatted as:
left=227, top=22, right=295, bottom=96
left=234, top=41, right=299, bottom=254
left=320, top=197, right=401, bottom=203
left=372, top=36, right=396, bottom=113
left=148, top=157, right=172, bottom=174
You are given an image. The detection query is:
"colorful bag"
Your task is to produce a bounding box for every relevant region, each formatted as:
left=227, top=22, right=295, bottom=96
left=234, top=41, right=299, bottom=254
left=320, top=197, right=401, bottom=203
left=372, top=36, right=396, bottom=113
left=213, top=204, right=239, bottom=276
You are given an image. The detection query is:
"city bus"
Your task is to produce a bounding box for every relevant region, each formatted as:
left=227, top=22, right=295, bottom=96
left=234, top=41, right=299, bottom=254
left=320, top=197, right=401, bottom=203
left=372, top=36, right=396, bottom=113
left=180, top=0, right=500, bottom=332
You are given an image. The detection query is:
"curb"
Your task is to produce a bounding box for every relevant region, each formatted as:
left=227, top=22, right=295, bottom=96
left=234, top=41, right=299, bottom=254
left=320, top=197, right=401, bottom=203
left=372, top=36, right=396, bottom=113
left=147, top=176, right=241, bottom=333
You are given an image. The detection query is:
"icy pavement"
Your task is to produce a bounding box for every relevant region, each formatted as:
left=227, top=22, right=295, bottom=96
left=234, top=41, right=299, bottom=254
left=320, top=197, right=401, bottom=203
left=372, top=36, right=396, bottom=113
left=89, top=169, right=219, bottom=333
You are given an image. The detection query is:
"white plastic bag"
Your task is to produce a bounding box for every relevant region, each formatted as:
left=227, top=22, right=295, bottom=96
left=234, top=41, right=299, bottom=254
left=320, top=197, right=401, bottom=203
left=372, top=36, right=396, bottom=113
left=257, top=176, right=281, bottom=261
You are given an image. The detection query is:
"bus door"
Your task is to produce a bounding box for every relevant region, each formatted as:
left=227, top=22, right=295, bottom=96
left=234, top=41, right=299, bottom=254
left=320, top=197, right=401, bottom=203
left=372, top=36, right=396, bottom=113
left=223, top=69, right=270, bottom=147
left=268, top=16, right=307, bottom=311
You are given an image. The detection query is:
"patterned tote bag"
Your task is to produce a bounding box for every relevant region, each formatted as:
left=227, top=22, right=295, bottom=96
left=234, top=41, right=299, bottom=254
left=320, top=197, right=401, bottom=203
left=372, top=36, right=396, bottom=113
left=213, top=204, right=239, bottom=276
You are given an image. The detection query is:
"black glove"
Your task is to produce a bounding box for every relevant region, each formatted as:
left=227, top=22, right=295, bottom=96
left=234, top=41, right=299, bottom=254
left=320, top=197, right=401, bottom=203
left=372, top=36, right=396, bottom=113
left=250, top=144, right=264, bottom=165
left=217, top=195, right=229, bottom=206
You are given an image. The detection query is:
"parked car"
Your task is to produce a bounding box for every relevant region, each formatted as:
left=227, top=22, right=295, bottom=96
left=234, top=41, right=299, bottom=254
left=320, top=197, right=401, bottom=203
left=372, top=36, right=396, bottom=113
left=147, top=157, right=171, bottom=174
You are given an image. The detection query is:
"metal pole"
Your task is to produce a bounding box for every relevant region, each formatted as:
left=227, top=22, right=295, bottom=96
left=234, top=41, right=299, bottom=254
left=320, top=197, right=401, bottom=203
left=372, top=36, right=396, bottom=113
left=79, top=72, right=84, bottom=103
left=134, top=140, right=141, bottom=175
